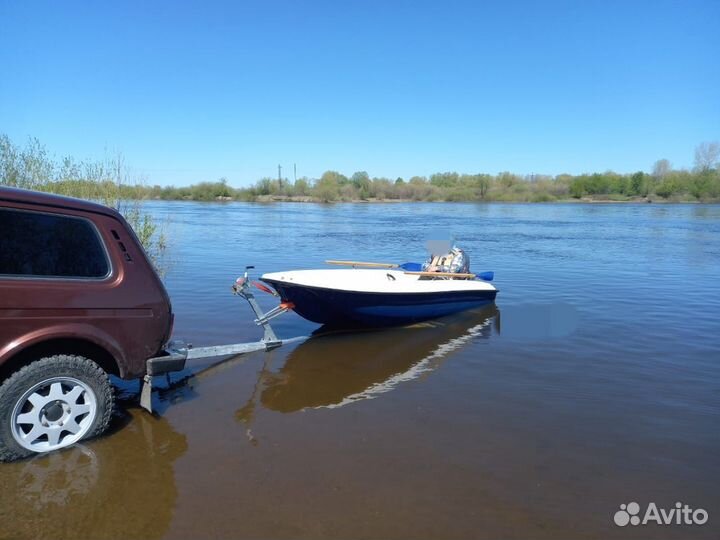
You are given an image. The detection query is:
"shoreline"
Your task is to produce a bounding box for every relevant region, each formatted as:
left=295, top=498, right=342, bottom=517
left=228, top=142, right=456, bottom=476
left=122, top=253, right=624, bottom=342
left=153, top=195, right=716, bottom=204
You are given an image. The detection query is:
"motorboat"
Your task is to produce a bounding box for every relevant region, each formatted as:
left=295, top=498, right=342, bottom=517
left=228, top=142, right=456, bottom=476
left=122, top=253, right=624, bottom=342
left=260, top=265, right=498, bottom=327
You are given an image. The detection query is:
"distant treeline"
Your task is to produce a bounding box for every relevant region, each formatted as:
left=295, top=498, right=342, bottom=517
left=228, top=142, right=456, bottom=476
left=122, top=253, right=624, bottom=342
left=2, top=134, right=719, bottom=203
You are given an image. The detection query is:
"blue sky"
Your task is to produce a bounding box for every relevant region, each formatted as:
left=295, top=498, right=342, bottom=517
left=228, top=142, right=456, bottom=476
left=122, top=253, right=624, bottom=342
left=1, top=0, right=718, bottom=186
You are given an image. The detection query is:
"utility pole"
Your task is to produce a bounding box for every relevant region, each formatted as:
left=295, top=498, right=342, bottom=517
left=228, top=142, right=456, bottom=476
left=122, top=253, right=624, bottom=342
left=278, top=164, right=282, bottom=189
left=294, top=163, right=297, bottom=183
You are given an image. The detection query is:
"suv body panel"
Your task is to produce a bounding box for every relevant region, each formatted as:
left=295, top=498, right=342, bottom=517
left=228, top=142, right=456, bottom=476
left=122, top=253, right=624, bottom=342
left=0, top=187, right=172, bottom=379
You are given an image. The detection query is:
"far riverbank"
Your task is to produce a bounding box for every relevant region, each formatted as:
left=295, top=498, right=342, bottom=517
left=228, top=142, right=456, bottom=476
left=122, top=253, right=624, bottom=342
left=196, top=194, right=715, bottom=204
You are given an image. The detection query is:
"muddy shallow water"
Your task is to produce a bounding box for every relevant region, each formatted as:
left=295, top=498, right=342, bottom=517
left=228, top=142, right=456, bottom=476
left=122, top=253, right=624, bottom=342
left=1, top=202, right=719, bottom=540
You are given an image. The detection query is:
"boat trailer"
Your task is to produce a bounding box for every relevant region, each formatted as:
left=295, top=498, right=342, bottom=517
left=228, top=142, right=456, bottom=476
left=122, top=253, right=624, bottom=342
left=139, top=266, right=304, bottom=413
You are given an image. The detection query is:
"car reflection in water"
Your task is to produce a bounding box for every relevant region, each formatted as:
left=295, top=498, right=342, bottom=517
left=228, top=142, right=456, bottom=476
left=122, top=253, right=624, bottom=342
left=0, top=409, right=187, bottom=540
left=236, top=304, right=499, bottom=426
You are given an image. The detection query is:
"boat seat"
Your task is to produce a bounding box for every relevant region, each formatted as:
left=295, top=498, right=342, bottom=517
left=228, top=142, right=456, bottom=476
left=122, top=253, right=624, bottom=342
left=421, top=252, right=457, bottom=280
left=427, top=252, right=456, bottom=271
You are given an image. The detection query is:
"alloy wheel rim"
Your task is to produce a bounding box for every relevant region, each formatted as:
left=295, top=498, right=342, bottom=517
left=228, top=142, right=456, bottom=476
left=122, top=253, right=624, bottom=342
left=11, top=377, right=97, bottom=453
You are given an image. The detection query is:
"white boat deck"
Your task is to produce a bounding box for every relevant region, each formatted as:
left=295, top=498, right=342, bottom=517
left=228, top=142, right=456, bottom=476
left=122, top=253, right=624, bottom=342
left=262, top=269, right=497, bottom=294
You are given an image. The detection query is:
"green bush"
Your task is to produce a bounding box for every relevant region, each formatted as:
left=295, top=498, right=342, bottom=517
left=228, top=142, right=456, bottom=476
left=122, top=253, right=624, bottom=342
left=531, top=193, right=556, bottom=203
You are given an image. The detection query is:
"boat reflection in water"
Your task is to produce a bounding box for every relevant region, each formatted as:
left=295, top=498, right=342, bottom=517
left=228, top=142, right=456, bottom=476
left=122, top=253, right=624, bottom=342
left=237, top=304, right=499, bottom=422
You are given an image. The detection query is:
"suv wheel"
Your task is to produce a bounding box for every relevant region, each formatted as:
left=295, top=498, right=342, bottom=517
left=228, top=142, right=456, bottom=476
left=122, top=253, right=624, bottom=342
left=0, top=355, right=114, bottom=462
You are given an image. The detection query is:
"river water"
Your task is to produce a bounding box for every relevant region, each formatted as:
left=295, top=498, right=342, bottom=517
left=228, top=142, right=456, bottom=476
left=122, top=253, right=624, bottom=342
left=1, top=202, right=718, bottom=540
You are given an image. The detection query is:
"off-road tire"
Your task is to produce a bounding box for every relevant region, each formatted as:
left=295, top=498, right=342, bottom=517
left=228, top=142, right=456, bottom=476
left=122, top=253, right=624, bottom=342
left=0, top=355, right=114, bottom=462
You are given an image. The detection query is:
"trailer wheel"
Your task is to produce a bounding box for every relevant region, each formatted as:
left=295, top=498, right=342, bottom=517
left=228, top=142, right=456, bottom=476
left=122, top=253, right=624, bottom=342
left=0, top=355, right=114, bottom=462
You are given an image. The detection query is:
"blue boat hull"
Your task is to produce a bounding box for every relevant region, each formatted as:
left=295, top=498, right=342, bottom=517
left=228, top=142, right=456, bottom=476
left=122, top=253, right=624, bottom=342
left=262, top=279, right=498, bottom=327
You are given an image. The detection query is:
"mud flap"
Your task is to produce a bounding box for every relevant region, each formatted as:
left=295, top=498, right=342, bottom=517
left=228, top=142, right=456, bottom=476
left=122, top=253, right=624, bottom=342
left=140, top=375, right=154, bottom=413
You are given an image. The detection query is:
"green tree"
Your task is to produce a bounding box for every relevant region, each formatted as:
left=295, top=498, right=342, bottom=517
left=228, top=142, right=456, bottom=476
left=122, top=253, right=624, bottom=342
left=689, top=170, right=716, bottom=199
left=430, top=172, right=459, bottom=187
left=321, top=170, right=348, bottom=186
left=630, top=172, right=645, bottom=196
left=255, top=178, right=273, bottom=195
left=351, top=171, right=369, bottom=186
left=569, top=177, right=586, bottom=198
left=656, top=175, right=681, bottom=198
left=293, top=177, right=310, bottom=196
left=313, top=171, right=340, bottom=202
left=475, top=174, right=492, bottom=199
left=351, top=171, right=371, bottom=199
left=497, top=171, right=520, bottom=188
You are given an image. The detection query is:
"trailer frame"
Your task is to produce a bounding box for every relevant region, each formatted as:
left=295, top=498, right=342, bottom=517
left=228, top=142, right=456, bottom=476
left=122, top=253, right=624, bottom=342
left=139, top=266, right=304, bottom=413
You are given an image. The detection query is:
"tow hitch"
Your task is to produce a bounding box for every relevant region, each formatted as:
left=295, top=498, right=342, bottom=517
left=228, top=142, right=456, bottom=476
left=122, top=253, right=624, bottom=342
left=140, top=266, right=304, bottom=413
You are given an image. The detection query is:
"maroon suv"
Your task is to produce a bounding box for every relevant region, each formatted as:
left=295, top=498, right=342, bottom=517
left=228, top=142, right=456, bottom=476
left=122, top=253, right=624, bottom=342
left=0, top=187, right=173, bottom=461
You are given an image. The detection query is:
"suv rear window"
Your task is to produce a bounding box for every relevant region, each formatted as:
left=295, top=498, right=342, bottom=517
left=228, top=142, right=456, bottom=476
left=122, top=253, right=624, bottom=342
left=0, top=208, right=110, bottom=278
